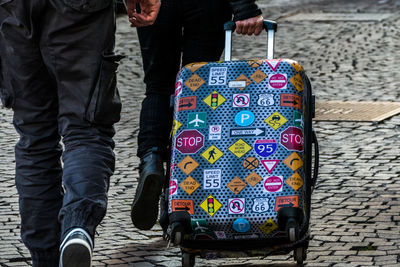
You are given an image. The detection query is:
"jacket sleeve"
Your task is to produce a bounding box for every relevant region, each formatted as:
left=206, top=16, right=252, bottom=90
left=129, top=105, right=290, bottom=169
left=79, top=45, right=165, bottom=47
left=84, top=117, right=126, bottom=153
left=229, top=0, right=262, bottom=21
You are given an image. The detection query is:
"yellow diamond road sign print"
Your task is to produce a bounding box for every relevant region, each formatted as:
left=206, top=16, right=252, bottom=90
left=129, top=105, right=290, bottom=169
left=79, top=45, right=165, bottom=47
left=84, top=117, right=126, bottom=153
left=259, top=218, right=278, bottom=235
left=201, top=145, right=223, bottom=164
left=283, top=152, right=303, bottom=171
left=250, top=69, right=267, bottom=84
left=185, top=62, right=207, bottom=73
left=203, top=91, right=226, bottom=110
left=226, top=176, right=247, bottom=195
left=265, top=111, right=288, bottom=130
left=200, top=195, right=222, bottom=217
left=177, top=155, right=199, bottom=175
left=180, top=176, right=200, bottom=195
left=228, top=139, right=252, bottom=158
left=290, top=73, right=304, bottom=92
left=285, top=172, right=303, bottom=191
left=172, top=119, right=182, bottom=137
left=285, top=59, right=304, bottom=72
left=234, top=74, right=252, bottom=90
left=185, top=73, right=205, bottom=92
left=248, top=59, right=263, bottom=68
left=245, top=172, right=262, bottom=187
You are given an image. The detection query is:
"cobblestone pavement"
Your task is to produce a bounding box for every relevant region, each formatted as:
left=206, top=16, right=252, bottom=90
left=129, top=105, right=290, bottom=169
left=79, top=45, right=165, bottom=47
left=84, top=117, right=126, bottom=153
left=1, top=0, right=400, bottom=266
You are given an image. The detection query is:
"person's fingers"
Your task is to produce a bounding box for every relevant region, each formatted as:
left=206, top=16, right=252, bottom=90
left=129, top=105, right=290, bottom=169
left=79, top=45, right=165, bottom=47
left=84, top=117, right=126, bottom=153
left=129, top=13, right=156, bottom=27
left=254, top=25, right=263, bottom=36
left=236, top=21, right=247, bottom=35
left=240, top=22, right=250, bottom=35
left=126, top=0, right=137, bottom=18
left=247, top=24, right=255, bottom=36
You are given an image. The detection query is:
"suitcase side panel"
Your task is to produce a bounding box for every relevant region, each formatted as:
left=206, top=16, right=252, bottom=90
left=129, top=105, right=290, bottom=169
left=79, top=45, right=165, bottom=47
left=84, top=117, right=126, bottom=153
left=169, top=59, right=310, bottom=242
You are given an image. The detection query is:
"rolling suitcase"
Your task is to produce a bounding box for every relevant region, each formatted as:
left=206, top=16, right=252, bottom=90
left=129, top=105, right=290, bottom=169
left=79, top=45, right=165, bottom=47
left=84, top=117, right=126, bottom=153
left=161, top=20, right=319, bottom=267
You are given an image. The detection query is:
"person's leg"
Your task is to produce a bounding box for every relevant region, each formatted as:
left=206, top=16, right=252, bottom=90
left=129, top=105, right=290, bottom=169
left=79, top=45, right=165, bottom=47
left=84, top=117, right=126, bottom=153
left=182, top=0, right=232, bottom=66
left=137, top=0, right=182, bottom=160
left=41, top=1, right=120, bottom=265
left=132, top=0, right=183, bottom=230
left=0, top=1, right=62, bottom=266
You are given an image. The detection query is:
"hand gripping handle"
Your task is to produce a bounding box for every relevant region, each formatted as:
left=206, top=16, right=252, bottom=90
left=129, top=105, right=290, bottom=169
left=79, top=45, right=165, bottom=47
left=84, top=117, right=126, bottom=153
left=224, top=20, right=278, bottom=61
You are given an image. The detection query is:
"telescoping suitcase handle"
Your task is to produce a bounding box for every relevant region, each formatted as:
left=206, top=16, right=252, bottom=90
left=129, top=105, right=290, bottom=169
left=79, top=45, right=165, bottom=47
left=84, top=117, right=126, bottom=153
left=311, top=129, right=319, bottom=192
left=224, top=20, right=278, bottom=61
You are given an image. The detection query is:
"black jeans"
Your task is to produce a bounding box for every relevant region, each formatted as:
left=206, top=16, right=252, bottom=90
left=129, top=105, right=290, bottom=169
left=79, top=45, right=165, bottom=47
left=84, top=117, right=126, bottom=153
left=137, top=0, right=232, bottom=159
left=0, top=0, right=120, bottom=266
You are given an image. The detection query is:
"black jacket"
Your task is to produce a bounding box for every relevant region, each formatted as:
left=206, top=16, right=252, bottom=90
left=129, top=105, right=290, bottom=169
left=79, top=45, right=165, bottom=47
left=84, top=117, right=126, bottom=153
left=229, top=0, right=262, bottom=21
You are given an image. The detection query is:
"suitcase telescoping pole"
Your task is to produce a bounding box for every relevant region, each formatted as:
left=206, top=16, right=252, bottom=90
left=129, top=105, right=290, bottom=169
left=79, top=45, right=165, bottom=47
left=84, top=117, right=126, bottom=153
left=224, top=20, right=278, bottom=61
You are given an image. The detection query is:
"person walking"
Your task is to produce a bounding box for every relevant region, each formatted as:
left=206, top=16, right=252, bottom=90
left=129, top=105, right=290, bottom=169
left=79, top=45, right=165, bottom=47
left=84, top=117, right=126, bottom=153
left=0, top=0, right=159, bottom=266
left=130, top=0, right=264, bottom=231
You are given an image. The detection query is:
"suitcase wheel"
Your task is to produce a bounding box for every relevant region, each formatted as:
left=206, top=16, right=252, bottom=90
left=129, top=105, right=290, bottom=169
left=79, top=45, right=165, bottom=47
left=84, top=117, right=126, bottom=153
left=168, top=221, right=184, bottom=246
left=294, top=246, right=307, bottom=266
left=172, top=230, right=182, bottom=246
left=182, top=252, right=195, bottom=267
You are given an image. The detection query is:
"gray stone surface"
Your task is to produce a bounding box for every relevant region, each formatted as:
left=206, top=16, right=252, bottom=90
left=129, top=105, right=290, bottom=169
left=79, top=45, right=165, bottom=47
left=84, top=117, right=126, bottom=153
left=1, top=0, right=400, bottom=266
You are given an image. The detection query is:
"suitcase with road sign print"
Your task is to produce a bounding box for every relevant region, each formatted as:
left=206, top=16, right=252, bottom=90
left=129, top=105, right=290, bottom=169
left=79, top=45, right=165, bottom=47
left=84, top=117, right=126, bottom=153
left=161, top=20, right=319, bottom=267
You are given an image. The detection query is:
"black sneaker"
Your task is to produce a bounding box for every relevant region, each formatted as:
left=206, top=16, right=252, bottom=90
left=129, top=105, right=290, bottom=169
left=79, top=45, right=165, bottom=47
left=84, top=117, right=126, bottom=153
left=60, top=228, right=93, bottom=267
left=131, top=150, right=165, bottom=230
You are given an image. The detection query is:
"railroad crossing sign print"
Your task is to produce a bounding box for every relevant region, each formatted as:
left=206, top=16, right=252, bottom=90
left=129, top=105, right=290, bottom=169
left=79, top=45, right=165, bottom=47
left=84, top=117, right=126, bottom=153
left=243, top=157, right=259, bottom=170
left=228, top=198, right=245, bottom=214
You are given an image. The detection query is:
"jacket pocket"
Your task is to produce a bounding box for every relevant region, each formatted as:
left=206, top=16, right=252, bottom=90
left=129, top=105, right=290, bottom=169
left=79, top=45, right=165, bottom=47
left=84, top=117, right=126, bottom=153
left=62, top=0, right=112, bottom=12
left=85, top=54, right=123, bottom=125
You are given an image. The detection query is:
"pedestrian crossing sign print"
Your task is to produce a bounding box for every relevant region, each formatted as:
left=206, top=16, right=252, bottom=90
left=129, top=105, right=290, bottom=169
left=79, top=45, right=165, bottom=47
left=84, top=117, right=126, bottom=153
left=201, top=145, right=223, bottom=164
